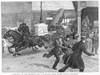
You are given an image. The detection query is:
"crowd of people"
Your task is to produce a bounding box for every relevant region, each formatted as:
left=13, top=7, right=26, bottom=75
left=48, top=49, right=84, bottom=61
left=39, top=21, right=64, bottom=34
left=42, top=15, right=98, bottom=72
left=82, top=16, right=99, bottom=55
left=43, top=31, right=95, bottom=72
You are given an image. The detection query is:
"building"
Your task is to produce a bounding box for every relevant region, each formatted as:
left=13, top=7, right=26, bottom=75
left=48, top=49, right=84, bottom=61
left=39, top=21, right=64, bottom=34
left=73, top=1, right=98, bottom=40
left=1, top=2, right=32, bottom=29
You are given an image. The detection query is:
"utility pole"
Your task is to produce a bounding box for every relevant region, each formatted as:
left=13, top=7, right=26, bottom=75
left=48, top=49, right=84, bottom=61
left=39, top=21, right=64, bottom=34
left=77, top=1, right=86, bottom=41
left=40, top=1, right=43, bottom=23
left=77, top=1, right=81, bottom=41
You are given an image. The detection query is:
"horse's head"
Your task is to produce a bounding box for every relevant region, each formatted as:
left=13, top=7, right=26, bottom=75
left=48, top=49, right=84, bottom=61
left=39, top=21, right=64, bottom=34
left=3, top=30, right=13, bottom=39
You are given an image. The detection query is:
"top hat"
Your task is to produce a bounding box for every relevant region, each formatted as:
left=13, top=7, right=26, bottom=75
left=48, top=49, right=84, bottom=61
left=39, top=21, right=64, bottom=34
left=81, top=36, right=86, bottom=40
left=21, top=23, right=26, bottom=25
left=66, top=35, right=70, bottom=38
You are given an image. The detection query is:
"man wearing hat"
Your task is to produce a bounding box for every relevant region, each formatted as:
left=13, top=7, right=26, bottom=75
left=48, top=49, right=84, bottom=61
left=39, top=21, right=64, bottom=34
left=17, top=22, right=31, bottom=51
left=19, top=23, right=30, bottom=37
left=59, top=36, right=94, bottom=72
left=72, top=34, right=79, bottom=45
left=62, top=35, right=73, bottom=53
left=43, top=38, right=66, bottom=70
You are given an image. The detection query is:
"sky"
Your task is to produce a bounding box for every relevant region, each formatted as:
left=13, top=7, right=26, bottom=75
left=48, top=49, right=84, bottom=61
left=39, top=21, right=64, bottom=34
left=32, top=1, right=74, bottom=10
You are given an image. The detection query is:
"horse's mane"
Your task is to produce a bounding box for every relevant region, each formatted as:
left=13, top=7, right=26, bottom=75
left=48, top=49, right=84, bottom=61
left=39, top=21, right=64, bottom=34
left=8, top=30, right=21, bottom=36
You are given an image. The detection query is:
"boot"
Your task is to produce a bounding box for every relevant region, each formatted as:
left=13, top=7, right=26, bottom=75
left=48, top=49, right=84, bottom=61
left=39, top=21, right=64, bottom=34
left=59, top=64, right=69, bottom=72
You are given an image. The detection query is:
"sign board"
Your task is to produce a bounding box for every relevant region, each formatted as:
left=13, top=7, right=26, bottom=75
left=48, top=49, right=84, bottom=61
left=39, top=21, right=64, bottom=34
left=80, top=1, right=87, bottom=8
left=94, top=20, right=98, bottom=27
left=34, top=23, right=48, bottom=36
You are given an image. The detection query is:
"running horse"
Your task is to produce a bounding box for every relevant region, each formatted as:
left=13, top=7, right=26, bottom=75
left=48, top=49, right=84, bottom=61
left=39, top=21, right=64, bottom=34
left=3, top=30, right=44, bottom=56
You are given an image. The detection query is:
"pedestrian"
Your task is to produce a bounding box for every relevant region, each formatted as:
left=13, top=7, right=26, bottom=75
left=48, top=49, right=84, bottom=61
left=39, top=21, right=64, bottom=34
left=62, top=35, right=73, bottom=64
left=43, top=38, right=66, bottom=70
left=73, top=34, right=79, bottom=45
left=92, top=32, right=98, bottom=55
left=18, top=23, right=30, bottom=37
left=85, top=34, right=92, bottom=53
left=59, top=36, right=94, bottom=72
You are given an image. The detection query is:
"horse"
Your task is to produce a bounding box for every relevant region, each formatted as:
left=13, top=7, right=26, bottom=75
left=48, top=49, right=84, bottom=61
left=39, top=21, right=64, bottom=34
left=3, top=30, right=24, bottom=55
left=17, top=23, right=46, bottom=49
left=3, top=30, right=44, bottom=56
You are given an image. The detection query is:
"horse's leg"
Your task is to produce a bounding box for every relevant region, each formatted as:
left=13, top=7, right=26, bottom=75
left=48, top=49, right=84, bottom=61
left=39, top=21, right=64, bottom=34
left=13, top=44, right=22, bottom=56
left=16, top=41, right=29, bottom=55
left=35, top=45, right=39, bottom=49
left=32, top=46, right=34, bottom=51
left=18, top=42, right=29, bottom=51
left=2, top=46, right=4, bottom=53
left=8, top=45, right=14, bottom=54
left=13, top=46, right=17, bottom=56
left=16, top=47, right=22, bottom=56
left=16, top=45, right=28, bottom=55
left=32, top=45, right=39, bottom=51
left=8, top=47, right=13, bottom=54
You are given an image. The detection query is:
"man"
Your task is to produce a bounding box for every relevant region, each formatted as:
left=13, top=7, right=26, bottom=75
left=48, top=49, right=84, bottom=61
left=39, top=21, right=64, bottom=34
left=73, top=34, right=79, bottom=44
left=85, top=34, right=92, bottom=53
left=17, top=23, right=31, bottom=52
left=62, top=35, right=73, bottom=64
left=92, top=32, right=98, bottom=55
left=62, top=35, right=73, bottom=53
left=43, top=38, right=66, bottom=70
left=59, top=36, right=94, bottom=72
left=18, top=23, right=31, bottom=44
left=19, top=23, right=30, bottom=37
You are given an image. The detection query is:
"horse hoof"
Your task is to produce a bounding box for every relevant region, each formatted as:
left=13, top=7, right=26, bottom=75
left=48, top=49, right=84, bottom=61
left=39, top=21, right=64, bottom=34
left=9, top=52, right=13, bottom=54
left=45, top=47, right=48, bottom=49
left=13, top=54, right=16, bottom=56
left=43, top=54, right=47, bottom=57
left=17, top=53, right=21, bottom=56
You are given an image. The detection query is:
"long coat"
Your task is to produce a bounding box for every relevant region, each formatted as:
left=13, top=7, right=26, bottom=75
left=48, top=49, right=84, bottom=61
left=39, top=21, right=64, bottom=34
left=65, top=41, right=93, bottom=70
left=92, top=34, right=98, bottom=49
left=85, top=38, right=92, bottom=53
